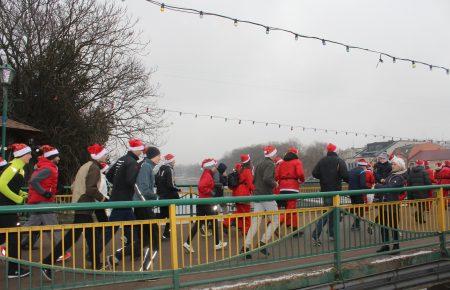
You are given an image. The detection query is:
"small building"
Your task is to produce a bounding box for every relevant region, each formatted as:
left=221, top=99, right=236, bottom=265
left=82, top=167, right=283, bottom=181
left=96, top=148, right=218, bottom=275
left=408, top=149, right=450, bottom=169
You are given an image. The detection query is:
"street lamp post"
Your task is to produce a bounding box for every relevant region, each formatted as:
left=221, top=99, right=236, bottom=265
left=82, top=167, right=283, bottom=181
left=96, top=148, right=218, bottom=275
left=1, top=64, right=15, bottom=159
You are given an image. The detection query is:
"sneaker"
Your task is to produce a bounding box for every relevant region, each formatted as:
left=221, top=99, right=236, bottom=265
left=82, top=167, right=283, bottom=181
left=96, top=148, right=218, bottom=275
left=214, top=241, right=228, bottom=250
left=183, top=242, right=195, bottom=253
left=259, top=242, right=270, bottom=256
left=8, top=267, right=30, bottom=279
left=41, top=268, right=52, bottom=281
left=312, top=237, right=322, bottom=247
left=200, top=225, right=212, bottom=237
left=107, top=255, right=119, bottom=268
left=329, top=236, right=335, bottom=242
left=376, top=245, right=390, bottom=253
left=240, top=247, right=252, bottom=259
left=57, top=251, right=72, bottom=262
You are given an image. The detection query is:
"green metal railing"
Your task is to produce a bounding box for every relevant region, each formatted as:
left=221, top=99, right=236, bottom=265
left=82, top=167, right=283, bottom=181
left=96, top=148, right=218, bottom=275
left=0, top=185, right=449, bottom=289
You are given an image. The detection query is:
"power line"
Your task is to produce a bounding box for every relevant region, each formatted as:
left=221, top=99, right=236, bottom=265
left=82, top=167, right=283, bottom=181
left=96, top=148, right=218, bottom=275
left=143, top=0, right=449, bottom=75
left=151, top=107, right=447, bottom=145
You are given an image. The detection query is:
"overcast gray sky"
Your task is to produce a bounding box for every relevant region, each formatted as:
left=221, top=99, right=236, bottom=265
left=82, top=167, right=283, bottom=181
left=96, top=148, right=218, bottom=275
left=121, top=0, right=450, bottom=165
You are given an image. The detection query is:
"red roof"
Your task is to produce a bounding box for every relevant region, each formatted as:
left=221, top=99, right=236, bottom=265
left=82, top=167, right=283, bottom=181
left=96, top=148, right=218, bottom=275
left=0, top=117, right=41, bottom=132
left=412, top=149, right=450, bottom=162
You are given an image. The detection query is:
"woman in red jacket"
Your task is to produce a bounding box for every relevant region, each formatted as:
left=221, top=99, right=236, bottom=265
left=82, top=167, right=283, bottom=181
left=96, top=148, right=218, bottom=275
left=183, top=158, right=227, bottom=253
left=276, top=147, right=305, bottom=230
left=233, top=154, right=254, bottom=233
left=435, top=161, right=450, bottom=197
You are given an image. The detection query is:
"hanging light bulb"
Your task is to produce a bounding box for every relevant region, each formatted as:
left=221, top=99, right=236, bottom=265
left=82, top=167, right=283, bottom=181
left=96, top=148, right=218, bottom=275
left=239, top=120, right=242, bottom=124
left=412, top=61, right=416, bottom=68
left=346, top=46, right=350, bottom=52
left=295, top=34, right=299, bottom=41
left=392, top=57, right=396, bottom=63
left=234, top=19, right=238, bottom=27
left=252, top=121, right=255, bottom=125
left=278, top=124, right=281, bottom=128
left=163, top=110, right=166, bottom=114
left=195, top=114, right=198, bottom=118
left=199, top=11, right=204, bottom=18
left=266, top=27, right=270, bottom=34
left=290, top=126, right=293, bottom=131
left=322, top=39, right=326, bottom=46
left=225, top=118, right=227, bottom=122
left=266, top=122, right=268, bottom=126
left=160, top=3, right=165, bottom=12
left=179, top=112, right=182, bottom=116
left=446, top=69, right=449, bottom=75
left=429, top=65, right=433, bottom=71
left=335, top=131, right=338, bottom=135
left=210, top=116, right=213, bottom=119
left=379, top=55, right=384, bottom=63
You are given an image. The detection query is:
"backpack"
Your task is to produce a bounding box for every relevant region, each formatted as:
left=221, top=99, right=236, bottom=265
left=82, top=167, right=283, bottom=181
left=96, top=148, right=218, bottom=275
left=227, top=171, right=240, bottom=189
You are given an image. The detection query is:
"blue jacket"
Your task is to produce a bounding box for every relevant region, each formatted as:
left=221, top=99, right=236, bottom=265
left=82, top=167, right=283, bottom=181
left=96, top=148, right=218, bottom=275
left=348, top=166, right=368, bottom=191
left=135, top=158, right=158, bottom=201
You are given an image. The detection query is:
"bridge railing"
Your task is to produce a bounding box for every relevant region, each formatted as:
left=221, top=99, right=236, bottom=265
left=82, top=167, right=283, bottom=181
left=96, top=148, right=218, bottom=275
left=0, top=185, right=449, bottom=289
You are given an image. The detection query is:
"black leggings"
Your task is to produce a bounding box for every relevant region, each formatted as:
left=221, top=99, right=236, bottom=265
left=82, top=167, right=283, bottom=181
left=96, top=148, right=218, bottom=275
left=379, top=205, right=399, bottom=245
left=43, top=213, right=102, bottom=268
left=186, top=205, right=220, bottom=245
left=0, top=214, right=20, bottom=271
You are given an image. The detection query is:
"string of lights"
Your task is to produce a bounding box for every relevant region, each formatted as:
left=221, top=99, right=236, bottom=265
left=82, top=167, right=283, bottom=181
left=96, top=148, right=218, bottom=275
left=143, top=0, right=449, bottom=75
left=153, top=108, right=447, bottom=144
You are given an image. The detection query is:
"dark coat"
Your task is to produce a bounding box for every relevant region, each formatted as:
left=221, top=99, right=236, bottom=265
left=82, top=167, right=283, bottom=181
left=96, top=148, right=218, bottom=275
left=375, top=171, right=407, bottom=201
left=374, top=162, right=392, bottom=183
left=312, top=152, right=349, bottom=192
left=155, top=164, right=179, bottom=199
left=407, top=166, right=431, bottom=199
left=108, top=151, right=140, bottom=202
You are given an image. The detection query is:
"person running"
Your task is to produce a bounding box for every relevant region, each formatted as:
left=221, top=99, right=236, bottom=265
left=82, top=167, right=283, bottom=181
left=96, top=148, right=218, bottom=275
left=311, top=143, right=349, bottom=246
left=105, top=138, right=145, bottom=267
left=407, top=160, right=431, bottom=224
left=348, top=159, right=369, bottom=231
left=375, top=156, right=407, bottom=254
left=435, top=161, right=450, bottom=198
left=0, top=144, right=32, bottom=278
left=41, top=144, right=108, bottom=280
left=20, top=145, right=70, bottom=261
left=276, top=147, right=305, bottom=232
left=183, top=158, right=228, bottom=253
left=241, top=146, right=279, bottom=258
left=225, top=154, right=254, bottom=234
left=156, top=153, right=180, bottom=239
left=134, top=146, right=161, bottom=271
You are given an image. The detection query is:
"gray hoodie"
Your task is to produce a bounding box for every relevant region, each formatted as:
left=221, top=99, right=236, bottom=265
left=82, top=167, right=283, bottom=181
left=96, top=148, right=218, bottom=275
left=253, top=158, right=276, bottom=195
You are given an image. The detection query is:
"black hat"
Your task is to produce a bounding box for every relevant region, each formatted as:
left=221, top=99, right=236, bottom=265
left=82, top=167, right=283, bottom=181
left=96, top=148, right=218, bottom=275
left=217, top=163, right=227, bottom=174
left=146, top=146, right=160, bottom=159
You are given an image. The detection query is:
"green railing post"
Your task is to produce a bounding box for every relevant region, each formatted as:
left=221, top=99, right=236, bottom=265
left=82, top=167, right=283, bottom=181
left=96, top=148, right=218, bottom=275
left=437, top=187, right=449, bottom=257
left=333, top=194, right=341, bottom=279
left=189, top=186, right=194, bottom=217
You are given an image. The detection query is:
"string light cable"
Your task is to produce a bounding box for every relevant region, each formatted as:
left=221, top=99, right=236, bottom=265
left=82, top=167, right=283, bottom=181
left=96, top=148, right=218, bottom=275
left=143, top=0, right=449, bottom=75
left=154, top=108, right=447, bottom=144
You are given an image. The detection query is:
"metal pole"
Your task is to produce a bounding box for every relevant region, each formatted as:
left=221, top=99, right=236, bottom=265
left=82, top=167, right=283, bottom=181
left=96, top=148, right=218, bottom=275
left=1, top=85, right=7, bottom=159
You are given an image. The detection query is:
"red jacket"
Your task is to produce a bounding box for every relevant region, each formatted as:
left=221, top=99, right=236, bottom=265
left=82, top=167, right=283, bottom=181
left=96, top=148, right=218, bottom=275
left=365, top=170, right=375, bottom=189
left=426, top=168, right=436, bottom=184
left=273, top=162, right=281, bottom=194
left=435, top=167, right=450, bottom=196
left=27, top=157, right=58, bottom=204
left=198, top=169, right=215, bottom=198
left=276, top=154, right=305, bottom=192
left=232, top=167, right=254, bottom=197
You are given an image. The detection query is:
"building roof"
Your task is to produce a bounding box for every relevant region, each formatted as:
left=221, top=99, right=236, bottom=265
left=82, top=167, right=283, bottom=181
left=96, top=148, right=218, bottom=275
left=0, top=117, right=42, bottom=132
left=412, top=149, right=450, bottom=162
left=354, top=141, right=396, bottom=158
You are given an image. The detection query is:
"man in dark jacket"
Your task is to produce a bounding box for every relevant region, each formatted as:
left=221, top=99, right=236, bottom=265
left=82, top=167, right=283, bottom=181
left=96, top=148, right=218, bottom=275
left=156, top=153, right=180, bottom=238
left=241, top=145, right=279, bottom=258
left=105, top=138, right=144, bottom=267
left=407, top=160, right=431, bottom=224
left=374, top=152, right=392, bottom=184
left=311, top=143, right=349, bottom=245
left=348, top=159, right=369, bottom=231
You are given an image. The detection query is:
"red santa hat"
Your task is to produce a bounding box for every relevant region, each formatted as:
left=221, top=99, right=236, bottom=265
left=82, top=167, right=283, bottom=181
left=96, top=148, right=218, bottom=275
left=87, top=144, right=108, bottom=160
left=326, top=143, right=337, bottom=153
left=100, top=162, right=109, bottom=173
left=128, top=138, right=144, bottom=151
left=445, top=160, right=450, bottom=167
left=234, top=163, right=242, bottom=171
left=201, top=158, right=217, bottom=169
left=240, top=154, right=250, bottom=164
left=436, top=162, right=443, bottom=168
left=40, top=145, right=59, bottom=159
left=424, top=160, right=430, bottom=167
left=415, top=160, right=425, bottom=166
left=12, top=143, right=31, bottom=158
left=164, top=153, right=175, bottom=164
left=0, top=157, right=7, bottom=167
left=357, top=159, right=368, bottom=166
left=263, top=145, right=277, bottom=158
left=288, top=147, right=299, bottom=155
